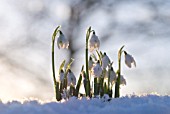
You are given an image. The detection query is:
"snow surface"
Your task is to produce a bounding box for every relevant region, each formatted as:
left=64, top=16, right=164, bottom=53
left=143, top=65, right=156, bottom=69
left=0, top=94, right=170, bottom=114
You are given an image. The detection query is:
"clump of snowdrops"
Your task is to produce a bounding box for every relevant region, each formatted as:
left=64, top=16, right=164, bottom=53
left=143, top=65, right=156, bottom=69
left=51, top=26, right=136, bottom=101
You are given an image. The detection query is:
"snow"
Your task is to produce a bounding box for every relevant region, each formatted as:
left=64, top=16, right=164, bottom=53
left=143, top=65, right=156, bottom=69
left=0, top=94, right=170, bottom=114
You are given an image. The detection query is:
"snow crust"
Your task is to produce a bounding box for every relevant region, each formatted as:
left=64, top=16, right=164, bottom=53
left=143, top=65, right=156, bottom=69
left=0, top=94, right=170, bottom=114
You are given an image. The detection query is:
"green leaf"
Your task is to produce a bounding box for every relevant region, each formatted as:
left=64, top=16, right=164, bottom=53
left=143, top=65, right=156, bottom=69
left=100, top=51, right=103, bottom=58
left=104, top=82, right=108, bottom=94
left=96, top=50, right=100, bottom=59
left=56, top=82, right=61, bottom=101
left=115, top=45, right=125, bottom=98
left=96, top=50, right=102, bottom=65
left=66, top=58, right=74, bottom=71
left=91, top=54, right=97, bottom=61
left=59, top=60, right=66, bottom=73
left=75, top=73, right=82, bottom=97
left=94, top=77, right=98, bottom=96
left=81, top=65, right=84, bottom=72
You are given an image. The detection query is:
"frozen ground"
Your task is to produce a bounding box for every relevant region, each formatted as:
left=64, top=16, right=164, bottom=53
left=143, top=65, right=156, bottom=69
left=0, top=94, right=170, bottom=114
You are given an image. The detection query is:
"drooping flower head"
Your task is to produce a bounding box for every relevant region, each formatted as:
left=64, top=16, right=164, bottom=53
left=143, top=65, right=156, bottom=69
left=57, top=31, right=69, bottom=49
left=88, top=56, right=94, bottom=70
left=67, top=69, right=76, bottom=86
left=124, top=51, right=136, bottom=68
left=102, top=52, right=110, bottom=69
left=109, top=67, right=117, bottom=84
left=88, top=31, right=100, bottom=52
left=59, top=69, right=65, bottom=82
left=120, top=75, right=126, bottom=86
left=91, top=60, right=102, bottom=78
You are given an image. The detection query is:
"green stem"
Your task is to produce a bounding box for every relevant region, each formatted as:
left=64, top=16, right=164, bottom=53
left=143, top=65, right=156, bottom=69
left=75, top=74, right=82, bottom=97
left=52, top=26, right=61, bottom=101
left=75, top=66, right=84, bottom=97
left=108, top=68, right=111, bottom=94
left=114, top=45, right=125, bottom=98
left=99, top=69, right=106, bottom=97
left=99, top=77, right=104, bottom=97
left=104, top=82, right=107, bottom=94
left=94, top=77, right=98, bottom=96
left=85, top=26, right=91, bottom=97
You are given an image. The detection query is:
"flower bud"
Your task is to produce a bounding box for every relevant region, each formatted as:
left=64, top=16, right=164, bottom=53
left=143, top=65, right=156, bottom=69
left=91, top=60, right=102, bottom=78
left=57, top=31, right=69, bottom=49
left=59, top=69, right=65, bottom=82
left=102, top=52, right=110, bottom=69
left=120, top=75, right=126, bottom=86
left=88, top=31, right=100, bottom=52
left=88, top=56, right=94, bottom=70
left=109, top=67, right=117, bottom=84
left=124, top=51, right=136, bottom=68
left=67, top=69, right=76, bottom=86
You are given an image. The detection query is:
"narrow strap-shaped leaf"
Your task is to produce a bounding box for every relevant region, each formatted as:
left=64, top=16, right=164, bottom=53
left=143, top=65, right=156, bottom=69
left=75, top=65, right=84, bottom=97
left=100, top=51, right=103, bottom=58
left=91, top=53, right=97, bottom=61
left=94, top=77, right=98, bottom=96
left=66, top=58, right=74, bottom=71
left=99, top=77, right=104, bottom=97
left=59, top=60, right=66, bottom=73
left=104, top=82, right=108, bottom=94
left=96, top=50, right=102, bottom=65
left=75, top=74, right=82, bottom=97
left=115, top=45, right=125, bottom=98
left=56, top=82, right=61, bottom=101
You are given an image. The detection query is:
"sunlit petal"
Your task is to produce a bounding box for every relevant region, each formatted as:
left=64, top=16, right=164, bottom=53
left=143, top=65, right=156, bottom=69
left=120, top=75, right=126, bottom=86
left=88, top=31, right=100, bottom=52
left=67, top=69, right=76, bottom=86
left=102, top=52, right=110, bottom=69
left=91, top=60, right=102, bottom=78
left=109, top=67, right=117, bottom=84
left=57, top=31, right=69, bottom=49
left=124, top=51, right=136, bottom=68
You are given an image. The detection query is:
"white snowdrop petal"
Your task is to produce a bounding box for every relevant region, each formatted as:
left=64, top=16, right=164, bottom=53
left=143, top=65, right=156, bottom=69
left=57, top=33, right=69, bottom=49
left=92, top=62, right=102, bottom=78
left=110, top=70, right=117, bottom=83
left=125, top=52, right=136, bottom=68
left=125, top=60, right=132, bottom=68
left=120, top=75, right=126, bottom=86
left=60, top=72, right=65, bottom=82
left=88, top=58, right=93, bottom=70
left=67, top=71, right=76, bottom=86
left=102, top=54, right=110, bottom=69
left=88, top=33, right=100, bottom=52
left=133, top=59, right=136, bottom=67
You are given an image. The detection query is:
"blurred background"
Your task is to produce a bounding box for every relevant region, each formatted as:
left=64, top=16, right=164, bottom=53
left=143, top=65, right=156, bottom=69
left=0, top=0, right=170, bottom=101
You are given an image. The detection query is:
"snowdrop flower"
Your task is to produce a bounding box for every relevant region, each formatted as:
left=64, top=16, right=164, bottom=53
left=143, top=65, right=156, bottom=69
left=57, top=31, right=69, bottom=49
left=109, top=67, right=117, bottom=84
left=61, top=88, right=69, bottom=99
left=120, top=75, right=126, bottom=86
left=124, top=51, right=136, bottom=68
left=88, top=56, right=94, bottom=70
left=67, top=69, right=76, bottom=86
left=59, top=69, right=65, bottom=82
left=91, top=60, right=102, bottom=78
left=88, top=31, right=100, bottom=52
left=102, top=52, right=110, bottom=69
